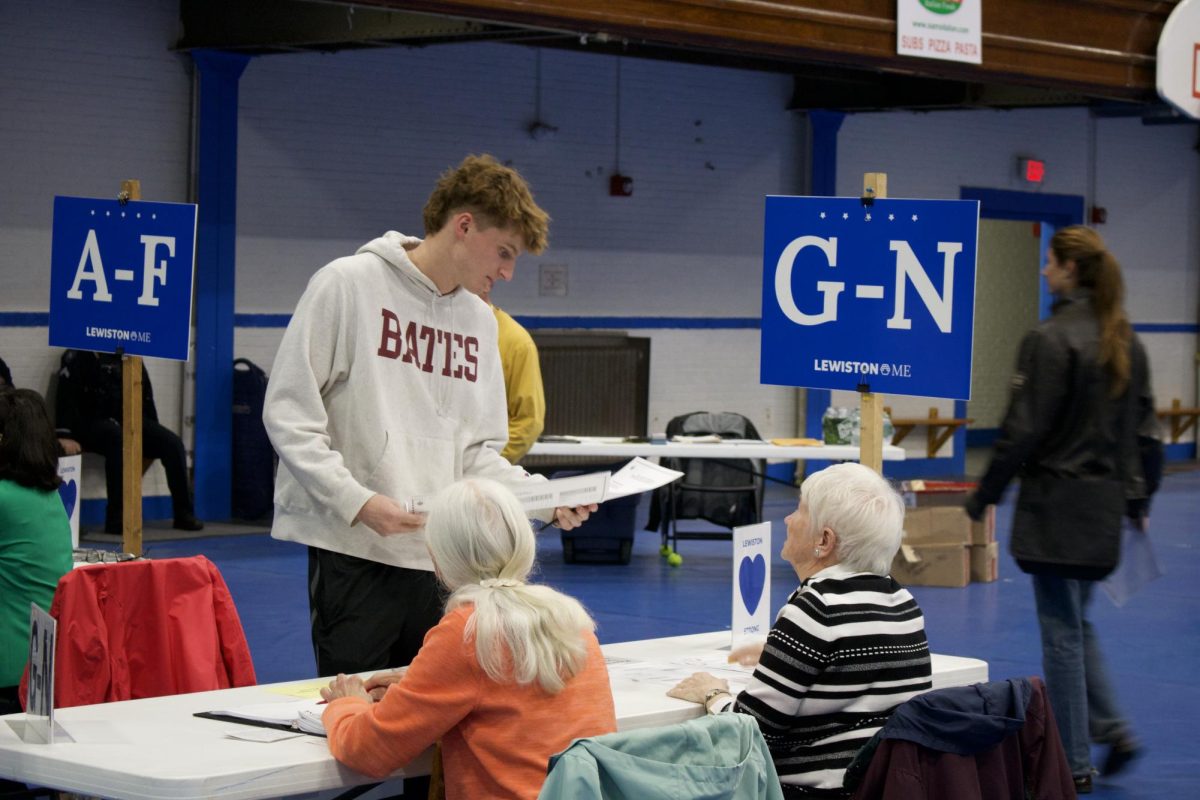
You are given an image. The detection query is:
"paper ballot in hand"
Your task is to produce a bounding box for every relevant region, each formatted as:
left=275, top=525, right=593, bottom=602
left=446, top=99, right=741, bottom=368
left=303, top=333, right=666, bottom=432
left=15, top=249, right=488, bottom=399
left=406, top=457, right=682, bottom=513
left=603, top=457, right=683, bottom=501
left=1101, top=520, right=1163, bottom=607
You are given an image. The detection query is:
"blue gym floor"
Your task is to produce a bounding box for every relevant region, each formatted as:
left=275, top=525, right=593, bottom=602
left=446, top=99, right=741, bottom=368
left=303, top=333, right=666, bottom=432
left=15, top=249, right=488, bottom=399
left=132, top=468, right=1200, bottom=799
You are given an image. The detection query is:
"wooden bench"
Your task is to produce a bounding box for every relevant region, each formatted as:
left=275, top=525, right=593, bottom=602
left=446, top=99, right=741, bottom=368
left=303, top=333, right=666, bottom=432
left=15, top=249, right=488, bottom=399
left=1156, top=398, right=1200, bottom=444
left=885, top=406, right=974, bottom=458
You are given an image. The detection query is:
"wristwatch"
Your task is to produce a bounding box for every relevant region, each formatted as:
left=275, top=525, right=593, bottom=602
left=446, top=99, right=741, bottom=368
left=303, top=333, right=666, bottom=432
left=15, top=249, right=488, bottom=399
left=703, top=687, right=731, bottom=713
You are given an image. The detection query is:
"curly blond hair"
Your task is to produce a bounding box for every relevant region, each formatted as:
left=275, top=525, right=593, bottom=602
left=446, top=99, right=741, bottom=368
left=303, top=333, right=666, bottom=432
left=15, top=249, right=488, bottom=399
left=422, top=154, right=550, bottom=254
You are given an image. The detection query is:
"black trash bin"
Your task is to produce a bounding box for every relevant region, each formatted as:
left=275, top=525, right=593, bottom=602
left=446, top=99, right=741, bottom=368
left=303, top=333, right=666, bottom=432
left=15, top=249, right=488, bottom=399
left=555, top=467, right=639, bottom=565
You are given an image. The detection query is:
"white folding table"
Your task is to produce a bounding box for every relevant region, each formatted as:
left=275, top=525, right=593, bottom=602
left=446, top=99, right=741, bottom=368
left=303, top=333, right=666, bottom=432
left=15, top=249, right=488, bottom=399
left=528, top=438, right=906, bottom=462
left=0, top=631, right=984, bottom=800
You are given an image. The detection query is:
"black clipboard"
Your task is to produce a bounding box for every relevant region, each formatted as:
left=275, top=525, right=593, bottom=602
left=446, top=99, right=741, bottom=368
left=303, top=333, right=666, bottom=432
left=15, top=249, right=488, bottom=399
left=194, top=710, right=327, bottom=738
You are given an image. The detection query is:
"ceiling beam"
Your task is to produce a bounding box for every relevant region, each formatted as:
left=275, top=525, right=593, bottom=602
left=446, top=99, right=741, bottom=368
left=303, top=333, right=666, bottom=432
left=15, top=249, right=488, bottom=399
left=336, top=0, right=1174, bottom=102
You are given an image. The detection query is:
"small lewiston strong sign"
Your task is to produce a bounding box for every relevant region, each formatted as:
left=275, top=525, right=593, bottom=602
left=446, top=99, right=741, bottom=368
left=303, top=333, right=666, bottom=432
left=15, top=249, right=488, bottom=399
left=760, top=196, right=979, bottom=400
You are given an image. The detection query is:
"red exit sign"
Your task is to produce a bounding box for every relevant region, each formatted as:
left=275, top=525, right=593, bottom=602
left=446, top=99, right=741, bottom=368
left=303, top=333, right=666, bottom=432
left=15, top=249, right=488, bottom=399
left=1019, top=157, right=1045, bottom=184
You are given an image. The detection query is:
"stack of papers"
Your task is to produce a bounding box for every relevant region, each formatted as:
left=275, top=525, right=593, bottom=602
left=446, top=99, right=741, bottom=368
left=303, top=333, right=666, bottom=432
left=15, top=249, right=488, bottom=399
left=295, top=707, right=326, bottom=735
left=203, top=698, right=327, bottom=736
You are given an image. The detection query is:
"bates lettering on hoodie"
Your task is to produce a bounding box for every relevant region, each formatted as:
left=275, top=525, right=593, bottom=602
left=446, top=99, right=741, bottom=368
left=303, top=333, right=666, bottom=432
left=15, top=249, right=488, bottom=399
left=376, top=308, right=478, bottom=382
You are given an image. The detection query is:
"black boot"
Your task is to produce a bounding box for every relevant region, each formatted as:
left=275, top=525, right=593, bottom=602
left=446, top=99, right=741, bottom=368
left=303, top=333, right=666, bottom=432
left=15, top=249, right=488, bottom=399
left=173, top=513, right=205, bottom=531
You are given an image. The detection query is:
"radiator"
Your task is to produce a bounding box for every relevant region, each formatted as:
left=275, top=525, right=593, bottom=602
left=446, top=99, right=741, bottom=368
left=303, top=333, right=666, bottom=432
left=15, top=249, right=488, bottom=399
left=523, top=332, right=650, bottom=471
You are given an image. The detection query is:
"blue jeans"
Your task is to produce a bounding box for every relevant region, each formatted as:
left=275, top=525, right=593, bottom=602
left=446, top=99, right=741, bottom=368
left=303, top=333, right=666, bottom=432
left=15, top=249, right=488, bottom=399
left=1032, top=573, right=1129, bottom=776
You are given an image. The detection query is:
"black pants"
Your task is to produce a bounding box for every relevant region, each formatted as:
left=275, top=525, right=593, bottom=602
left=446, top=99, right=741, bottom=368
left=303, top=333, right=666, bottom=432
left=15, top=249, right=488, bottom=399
left=81, top=418, right=194, bottom=530
left=307, top=549, right=441, bottom=799
left=307, top=547, right=445, bottom=676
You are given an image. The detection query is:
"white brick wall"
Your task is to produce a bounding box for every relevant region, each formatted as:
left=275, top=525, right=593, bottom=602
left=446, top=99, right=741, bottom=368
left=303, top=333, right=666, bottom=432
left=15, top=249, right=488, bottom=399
left=3, top=0, right=1197, bottom=501
left=233, top=43, right=804, bottom=437
left=0, top=0, right=191, bottom=312
left=0, top=0, right=188, bottom=501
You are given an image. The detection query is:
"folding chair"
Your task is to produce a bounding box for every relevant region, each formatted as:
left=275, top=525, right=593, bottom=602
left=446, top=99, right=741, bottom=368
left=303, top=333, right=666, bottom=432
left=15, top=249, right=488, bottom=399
left=19, top=555, right=256, bottom=708
left=540, top=713, right=783, bottom=799
left=647, top=411, right=765, bottom=564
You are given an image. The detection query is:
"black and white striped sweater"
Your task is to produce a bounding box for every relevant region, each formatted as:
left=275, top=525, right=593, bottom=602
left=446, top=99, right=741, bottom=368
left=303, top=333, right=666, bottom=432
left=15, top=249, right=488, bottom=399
left=715, top=564, right=931, bottom=797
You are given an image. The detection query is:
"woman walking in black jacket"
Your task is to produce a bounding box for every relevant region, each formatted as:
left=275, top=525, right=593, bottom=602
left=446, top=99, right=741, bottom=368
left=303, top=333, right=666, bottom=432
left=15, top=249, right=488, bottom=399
left=966, top=226, right=1160, bottom=794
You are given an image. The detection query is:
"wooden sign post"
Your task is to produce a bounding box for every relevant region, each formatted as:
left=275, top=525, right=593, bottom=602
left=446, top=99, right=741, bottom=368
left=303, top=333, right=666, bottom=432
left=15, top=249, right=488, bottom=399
left=857, top=172, right=887, bottom=474
left=119, top=178, right=144, bottom=557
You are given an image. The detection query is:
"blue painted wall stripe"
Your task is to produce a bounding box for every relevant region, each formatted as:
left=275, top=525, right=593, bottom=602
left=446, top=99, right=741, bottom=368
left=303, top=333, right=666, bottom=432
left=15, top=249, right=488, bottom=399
left=8, top=314, right=1198, bottom=335
left=1134, top=323, right=1199, bottom=334
left=81, top=496, right=173, bottom=527
left=0, top=312, right=49, bottom=327
left=1164, top=442, right=1197, bottom=461
left=519, top=316, right=760, bottom=330
left=231, top=314, right=766, bottom=330
left=234, top=313, right=293, bottom=328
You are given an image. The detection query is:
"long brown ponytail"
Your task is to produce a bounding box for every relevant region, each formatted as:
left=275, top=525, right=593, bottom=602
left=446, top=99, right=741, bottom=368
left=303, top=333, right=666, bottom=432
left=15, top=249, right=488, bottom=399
left=1050, top=226, right=1132, bottom=396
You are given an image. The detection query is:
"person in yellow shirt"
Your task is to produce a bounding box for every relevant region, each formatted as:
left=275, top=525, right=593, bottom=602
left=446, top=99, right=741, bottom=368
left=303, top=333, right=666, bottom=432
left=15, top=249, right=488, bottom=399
left=485, top=298, right=545, bottom=463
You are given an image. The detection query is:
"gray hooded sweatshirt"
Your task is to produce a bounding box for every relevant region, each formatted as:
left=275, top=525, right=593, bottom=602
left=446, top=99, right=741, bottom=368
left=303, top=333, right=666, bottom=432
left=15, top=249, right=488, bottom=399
left=264, top=232, right=546, bottom=571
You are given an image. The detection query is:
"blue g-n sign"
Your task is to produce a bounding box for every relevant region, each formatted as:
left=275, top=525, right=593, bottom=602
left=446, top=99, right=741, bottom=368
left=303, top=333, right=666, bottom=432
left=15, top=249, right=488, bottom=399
left=760, top=196, right=979, bottom=400
left=48, top=196, right=197, bottom=361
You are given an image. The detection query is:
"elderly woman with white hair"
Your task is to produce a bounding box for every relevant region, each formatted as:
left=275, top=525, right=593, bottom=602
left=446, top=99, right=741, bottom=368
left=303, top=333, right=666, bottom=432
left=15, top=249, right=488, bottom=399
left=320, top=478, right=616, bottom=799
left=669, top=463, right=932, bottom=797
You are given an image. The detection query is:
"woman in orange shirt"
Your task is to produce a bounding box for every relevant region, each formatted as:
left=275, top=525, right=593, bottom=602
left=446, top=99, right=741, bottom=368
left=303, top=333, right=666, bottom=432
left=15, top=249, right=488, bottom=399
left=320, top=477, right=617, bottom=799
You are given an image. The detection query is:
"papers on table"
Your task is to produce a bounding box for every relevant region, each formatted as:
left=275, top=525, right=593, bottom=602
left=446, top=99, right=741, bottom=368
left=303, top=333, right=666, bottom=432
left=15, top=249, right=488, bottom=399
left=263, top=679, right=332, bottom=700
left=670, top=434, right=723, bottom=443
left=201, top=698, right=327, bottom=736
left=406, top=457, right=683, bottom=513
left=225, top=727, right=306, bottom=743
left=604, top=652, right=756, bottom=695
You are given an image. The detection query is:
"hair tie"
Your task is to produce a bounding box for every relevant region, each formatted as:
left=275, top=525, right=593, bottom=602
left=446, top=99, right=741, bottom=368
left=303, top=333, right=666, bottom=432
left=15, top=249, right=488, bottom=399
left=479, top=578, right=523, bottom=589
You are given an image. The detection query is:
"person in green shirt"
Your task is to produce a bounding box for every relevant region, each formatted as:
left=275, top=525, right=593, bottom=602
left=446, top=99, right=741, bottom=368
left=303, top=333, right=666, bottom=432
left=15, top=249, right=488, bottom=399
left=0, top=386, right=73, bottom=714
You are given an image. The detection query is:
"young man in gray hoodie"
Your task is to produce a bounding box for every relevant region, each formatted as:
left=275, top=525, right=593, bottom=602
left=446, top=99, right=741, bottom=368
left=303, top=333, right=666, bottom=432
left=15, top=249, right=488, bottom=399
left=264, top=154, right=593, bottom=678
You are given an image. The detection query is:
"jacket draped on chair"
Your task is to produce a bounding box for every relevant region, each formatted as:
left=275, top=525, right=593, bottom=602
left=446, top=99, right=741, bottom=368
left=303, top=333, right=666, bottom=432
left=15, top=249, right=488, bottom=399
left=21, top=555, right=256, bottom=708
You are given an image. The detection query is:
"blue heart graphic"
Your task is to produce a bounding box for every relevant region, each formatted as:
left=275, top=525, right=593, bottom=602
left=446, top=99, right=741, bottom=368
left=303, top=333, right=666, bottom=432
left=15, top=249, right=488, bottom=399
left=58, top=478, right=77, bottom=519
left=738, top=554, right=766, bottom=616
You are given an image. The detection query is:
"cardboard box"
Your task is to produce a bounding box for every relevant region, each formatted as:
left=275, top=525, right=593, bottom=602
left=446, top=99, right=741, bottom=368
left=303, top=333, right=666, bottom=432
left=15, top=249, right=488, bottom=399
left=902, top=507, right=970, bottom=546
left=901, top=507, right=932, bottom=543
left=900, top=480, right=977, bottom=508
left=929, top=507, right=972, bottom=545
left=891, top=543, right=970, bottom=588
left=900, top=481, right=995, bottom=545
left=970, top=505, right=996, bottom=546
left=969, top=541, right=999, bottom=583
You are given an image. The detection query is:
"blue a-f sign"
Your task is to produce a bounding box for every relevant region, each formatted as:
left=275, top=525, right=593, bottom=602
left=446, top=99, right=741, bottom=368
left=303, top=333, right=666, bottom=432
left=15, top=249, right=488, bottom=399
left=48, top=196, right=197, bottom=361
left=760, top=196, right=978, bottom=399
